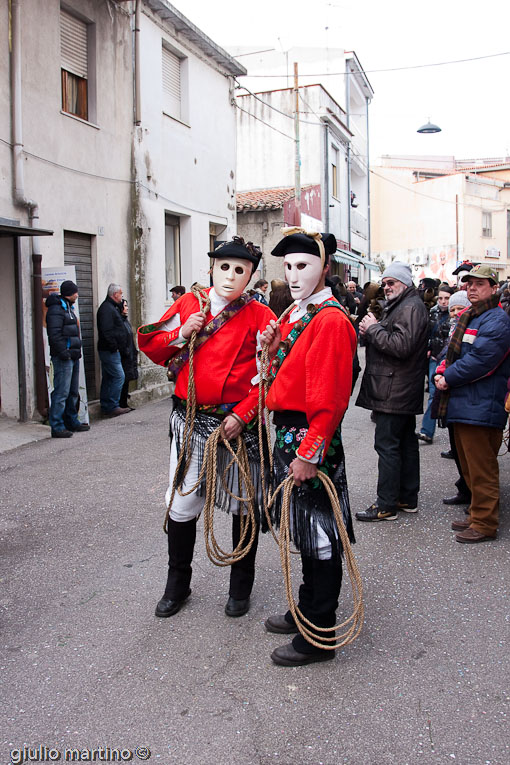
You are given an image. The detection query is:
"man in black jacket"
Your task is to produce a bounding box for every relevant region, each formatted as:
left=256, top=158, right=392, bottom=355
left=46, top=280, right=90, bottom=438
left=355, top=262, right=429, bottom=521
left=96, top=283, right=130, bottom=417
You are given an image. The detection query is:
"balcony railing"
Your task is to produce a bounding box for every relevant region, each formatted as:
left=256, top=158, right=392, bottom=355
left=351, top=209, right=368, bottom=239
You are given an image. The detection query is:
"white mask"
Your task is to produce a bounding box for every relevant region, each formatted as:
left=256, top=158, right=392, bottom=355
left=284, top=252, right=324, bottom=302
left=212, top=257, right=252, bottom=301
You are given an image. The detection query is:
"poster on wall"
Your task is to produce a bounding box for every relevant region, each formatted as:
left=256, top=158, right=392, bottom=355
left=41, top=267, right=90, bottom=425
left=415, top=246, right=458, bottom=285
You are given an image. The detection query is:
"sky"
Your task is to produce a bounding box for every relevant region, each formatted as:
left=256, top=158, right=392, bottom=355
left=175, top=0, right=510, bottom=163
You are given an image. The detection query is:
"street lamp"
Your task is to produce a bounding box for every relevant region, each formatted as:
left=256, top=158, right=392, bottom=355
left=417, top=120, right=441, bottom=134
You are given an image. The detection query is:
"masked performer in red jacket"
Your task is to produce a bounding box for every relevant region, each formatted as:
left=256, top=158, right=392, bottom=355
left=261, top=230, right=357, bottom=666
left=138, top=238, right=275, bottom=620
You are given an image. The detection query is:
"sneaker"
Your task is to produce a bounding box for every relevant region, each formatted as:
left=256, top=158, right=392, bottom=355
left=398, top=502, right=418, bottom=514
left=355, top=503, right=398, bottom=522
left=417, top=433, right=433, bottom=444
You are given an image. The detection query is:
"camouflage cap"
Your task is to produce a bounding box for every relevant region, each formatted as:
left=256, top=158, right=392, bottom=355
left=461, top=264, right=498, bottom=285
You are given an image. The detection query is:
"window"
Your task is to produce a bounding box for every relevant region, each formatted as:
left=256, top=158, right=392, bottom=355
left=60, top=9, right=89, bottom=120
left=165, top=215, right=181, bottom=301
left=162, top=44, right=182, bottom=120
left=482, top=211, right=492, bottom=238
left=331, top=146, right=339, bottom=199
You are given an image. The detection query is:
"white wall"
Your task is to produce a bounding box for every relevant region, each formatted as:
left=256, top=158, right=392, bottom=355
left=137, top=9, right=238, bottom=322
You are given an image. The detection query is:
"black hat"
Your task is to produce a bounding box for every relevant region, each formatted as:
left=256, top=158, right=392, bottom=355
left=271, top=232, right=337, bottom=259
left=451, top=261, right=474, bottom=276
left=208, top=236, right=262, bottom=269
left=60, top=280, right=78, bottom=297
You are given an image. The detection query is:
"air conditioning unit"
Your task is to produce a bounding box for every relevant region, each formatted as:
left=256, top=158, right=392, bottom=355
left=413, top=254, right=428, bottom=266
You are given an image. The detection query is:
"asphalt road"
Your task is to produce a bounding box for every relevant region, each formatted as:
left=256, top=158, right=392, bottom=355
left=1, top=386, right=509, bottom=765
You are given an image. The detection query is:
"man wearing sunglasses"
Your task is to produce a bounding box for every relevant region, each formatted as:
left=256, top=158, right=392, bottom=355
left=355, top=262, right=429, bottom=522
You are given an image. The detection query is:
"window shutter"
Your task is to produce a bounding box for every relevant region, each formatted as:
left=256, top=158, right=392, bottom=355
left=61, top=9, right=88, bottom=79
left=162, top=45, right=181, bottom=119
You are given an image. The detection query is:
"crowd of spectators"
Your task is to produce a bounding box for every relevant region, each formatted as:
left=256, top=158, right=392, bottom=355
left=348, top=262, right=510, bottom=544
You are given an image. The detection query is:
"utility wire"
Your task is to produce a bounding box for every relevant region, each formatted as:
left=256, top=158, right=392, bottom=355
left=236, top=80, right=325, bottom=126
left=241, top=50, right=510, bottom=77
left=0, top=136, right=229, bottom=219
left=234, top=103, right=295, bottom=141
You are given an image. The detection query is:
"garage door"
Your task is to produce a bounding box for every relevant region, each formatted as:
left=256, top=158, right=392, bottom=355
left=64, top=231, right=96, bottom=399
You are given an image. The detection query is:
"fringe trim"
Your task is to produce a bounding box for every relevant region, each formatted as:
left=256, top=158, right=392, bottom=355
left=266, top=435, right=355, bottom=559
left=170, top=404, right=265, bottom=520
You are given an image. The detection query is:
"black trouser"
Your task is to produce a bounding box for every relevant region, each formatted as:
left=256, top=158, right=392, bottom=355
left=229, top=514, right=259, bottom=600
left=447, top=424, right=471, bottom=499
left=284, top=554, right=343, bottom=655
left=374, top=412, right=420, bottom=511
left=163, top=514, right=258, bottom=601
left=119, top=379, right=130, bottom=409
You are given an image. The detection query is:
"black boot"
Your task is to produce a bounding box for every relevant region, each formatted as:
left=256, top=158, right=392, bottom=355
left=225, top=514, right=259, bottom=617
left=291, top=554, right=343, bottom=655
left=155, top=517, right=197, bottom=618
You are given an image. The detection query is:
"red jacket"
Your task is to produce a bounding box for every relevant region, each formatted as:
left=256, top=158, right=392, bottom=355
left=266, top=302, right=356, bottom=462
left=138, top=290, right=275, bottom=423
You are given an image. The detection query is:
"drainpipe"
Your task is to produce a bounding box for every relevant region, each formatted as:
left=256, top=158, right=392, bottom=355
left=11, top=0, right=47, bottom=418
left=345, top=59, right=352, bottom=252
left=323, top=121, right=330, bottom=232
left=134, top=0, right=141, bottom=125
left=366, top=95, right=371, bottom=261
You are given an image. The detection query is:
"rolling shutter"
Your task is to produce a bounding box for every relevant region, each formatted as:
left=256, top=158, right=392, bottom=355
left=64, top=232, right=96, bottom=400
left=61, top=9, right=88, bottom=79
left=162, top=44, right=181, bottom=119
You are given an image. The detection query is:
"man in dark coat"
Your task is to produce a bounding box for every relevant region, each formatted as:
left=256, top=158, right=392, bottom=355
left=46, top=280, right=90, bottom=438
left=96, top=283, right=130, bottom=417
left=435, top=265, right=510, bottom=543
left=355, top=262, right=429, bottom=521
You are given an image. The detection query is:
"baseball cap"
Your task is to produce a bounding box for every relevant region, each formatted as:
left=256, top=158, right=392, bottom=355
left=460, top=264, right=498, bottom=285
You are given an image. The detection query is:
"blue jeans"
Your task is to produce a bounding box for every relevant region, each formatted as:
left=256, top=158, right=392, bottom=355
left=374, top=412, right=420, bottom=510
left=49, top=357, right=81, bottom=433
left=99, top=350, right=125, bottom=412
left=420, top=358, right=438, bottom=439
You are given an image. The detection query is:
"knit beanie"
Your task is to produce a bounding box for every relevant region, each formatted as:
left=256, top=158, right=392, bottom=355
left=381, top=261, right=413, bottom=287
left=60, top=280, right=78, bottom=297
left=448, top=290, right=471, bottom=309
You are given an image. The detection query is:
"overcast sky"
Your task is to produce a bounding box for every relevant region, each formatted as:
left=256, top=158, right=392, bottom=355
left=177, top=0, right=510, bottom=163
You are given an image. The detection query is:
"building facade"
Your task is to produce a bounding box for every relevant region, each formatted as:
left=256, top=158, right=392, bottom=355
left=371, top=156, right=510, bottom=284
left=233, top=47, right=377, bottom=286
left=0, top=0, right=244, bottom=420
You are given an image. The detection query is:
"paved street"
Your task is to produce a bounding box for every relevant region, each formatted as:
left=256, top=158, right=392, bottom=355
left=1, top=389, right=509, bottom=765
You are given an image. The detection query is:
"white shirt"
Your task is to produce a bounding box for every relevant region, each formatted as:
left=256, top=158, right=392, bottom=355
left=161, top=287, right=230, bottom=345
left=288, top=286, right=333, bottom=323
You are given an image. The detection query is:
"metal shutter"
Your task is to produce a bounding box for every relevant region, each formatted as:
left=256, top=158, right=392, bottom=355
left=162, top=45, right=181, bottom=119
left=61, top=9, right=88, bottom=79
left=64, top=232, right=96, bottom=399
